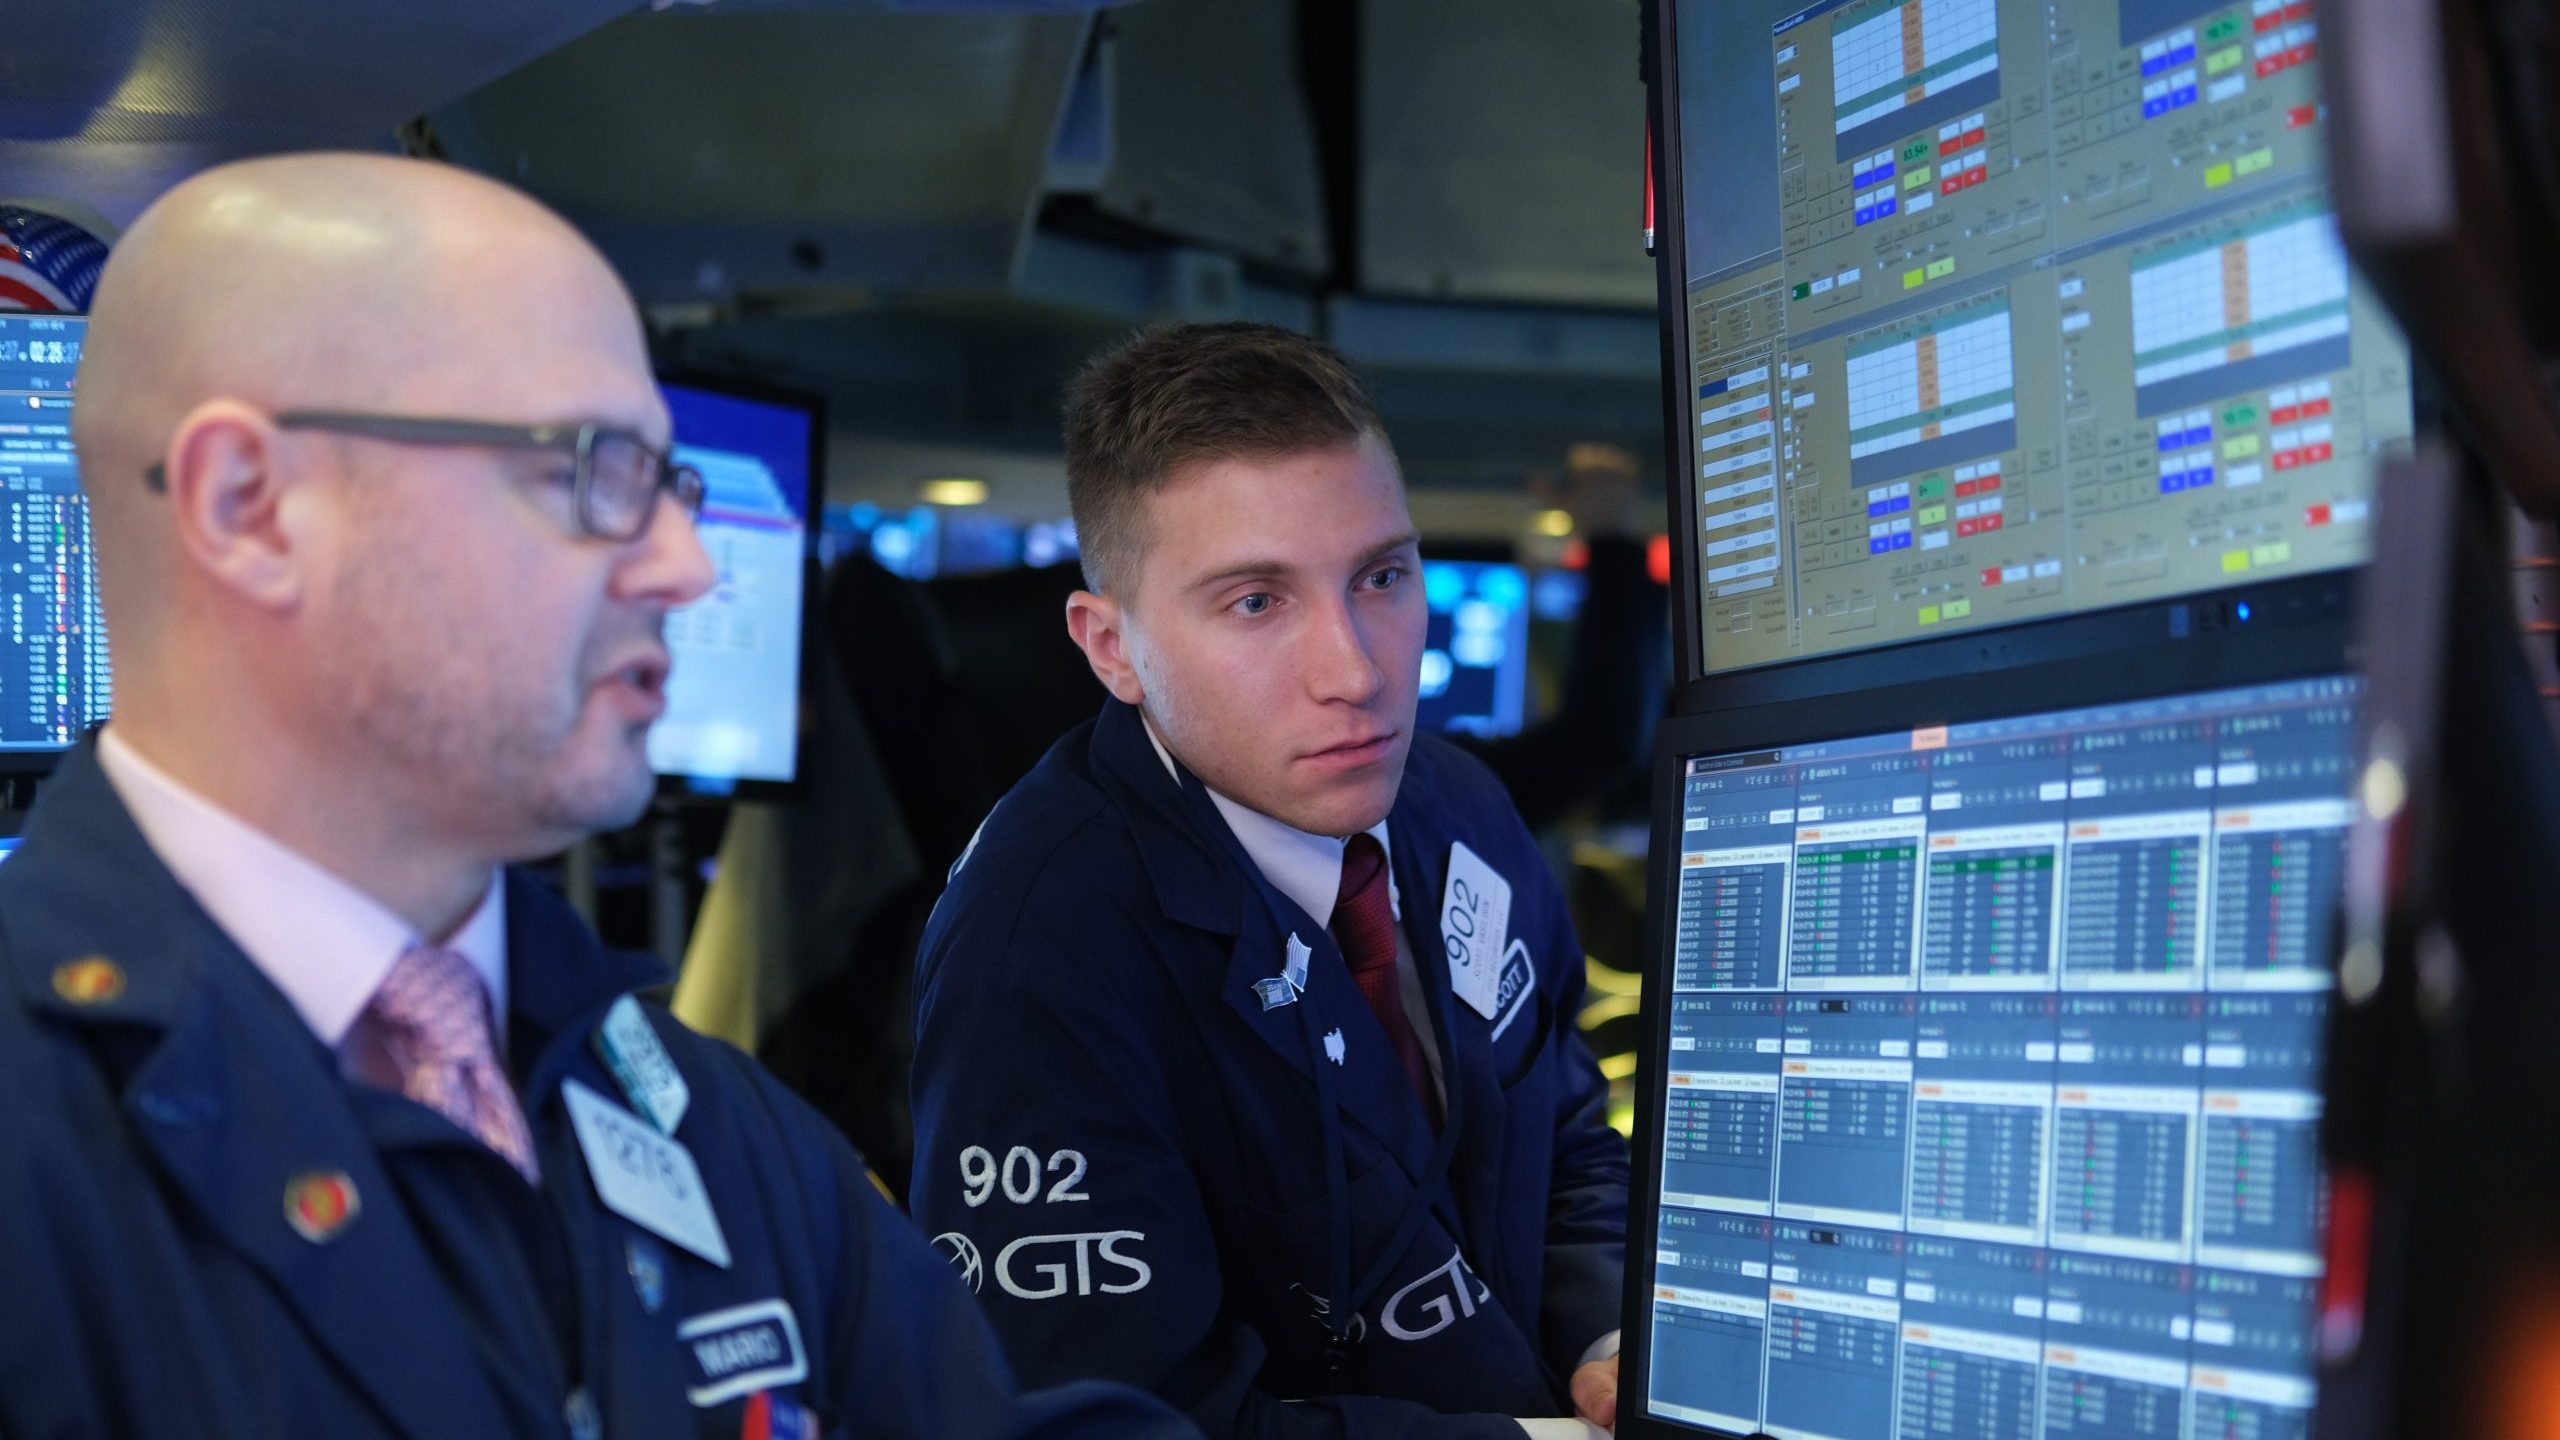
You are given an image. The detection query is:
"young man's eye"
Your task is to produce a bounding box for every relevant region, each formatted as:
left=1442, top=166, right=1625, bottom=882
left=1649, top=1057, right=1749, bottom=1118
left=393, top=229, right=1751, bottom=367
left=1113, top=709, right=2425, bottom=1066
left=1364, top=566, right=1405, bottom=590
left=1233, top=592, right=1273, bottom=616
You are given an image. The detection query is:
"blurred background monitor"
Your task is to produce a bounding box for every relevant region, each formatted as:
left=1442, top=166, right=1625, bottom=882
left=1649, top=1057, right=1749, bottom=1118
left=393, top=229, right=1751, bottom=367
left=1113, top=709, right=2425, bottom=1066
left=0, top=311, right=109, bottom=766
left=650, top=377, right=819, bottom=796
left=819, top=504, right=1077, bottom=581
left=1658, top=0, right=2414, bottom=680
left=1418, top=558, right=1533, bottom=739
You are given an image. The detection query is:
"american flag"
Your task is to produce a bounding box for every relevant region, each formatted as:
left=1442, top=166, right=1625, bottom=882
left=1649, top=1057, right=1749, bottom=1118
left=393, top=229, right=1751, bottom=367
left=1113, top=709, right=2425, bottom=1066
left=0, top=206, right=107, bottom=314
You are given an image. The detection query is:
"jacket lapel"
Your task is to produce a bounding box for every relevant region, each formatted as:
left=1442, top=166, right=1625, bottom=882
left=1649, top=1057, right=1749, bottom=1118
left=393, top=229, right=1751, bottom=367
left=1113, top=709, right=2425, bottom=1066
left=0, top=743, right=513, bottom=1440
left=1387, top=786, right=1512, bottom=1273
left=1087, top=702, right=1438, bottom=1174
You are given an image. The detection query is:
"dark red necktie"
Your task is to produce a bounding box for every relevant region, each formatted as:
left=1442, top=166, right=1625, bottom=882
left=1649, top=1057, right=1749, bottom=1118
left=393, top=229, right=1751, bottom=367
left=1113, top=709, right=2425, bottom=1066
left=1333, top=834, right=1440, bottom=1126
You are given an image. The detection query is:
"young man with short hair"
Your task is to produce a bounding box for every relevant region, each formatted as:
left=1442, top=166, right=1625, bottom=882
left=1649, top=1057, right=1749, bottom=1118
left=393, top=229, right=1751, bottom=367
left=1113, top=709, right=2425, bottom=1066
left=911, top=323, right=1630, bottom=1439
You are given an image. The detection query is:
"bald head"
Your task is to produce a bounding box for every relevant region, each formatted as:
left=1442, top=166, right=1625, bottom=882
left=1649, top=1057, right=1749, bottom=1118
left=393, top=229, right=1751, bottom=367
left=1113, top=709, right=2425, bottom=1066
left=62, top=152, right=710, bottom=913
left=75, top=152, right=653, bottom=649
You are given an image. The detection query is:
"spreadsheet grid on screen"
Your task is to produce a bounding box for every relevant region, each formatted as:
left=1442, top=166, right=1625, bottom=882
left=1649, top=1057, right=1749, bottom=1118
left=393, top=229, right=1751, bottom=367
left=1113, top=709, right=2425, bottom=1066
left=1675, top=0, right=2410, bottom=675
left=1638, top=674, right=2350, bottom=1438
left=0, top=312, right=110, bottom=750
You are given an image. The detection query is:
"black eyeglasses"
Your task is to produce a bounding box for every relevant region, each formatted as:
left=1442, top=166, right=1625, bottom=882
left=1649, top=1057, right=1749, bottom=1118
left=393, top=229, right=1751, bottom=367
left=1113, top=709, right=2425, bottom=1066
left=142, top=410, right=707, bottom=543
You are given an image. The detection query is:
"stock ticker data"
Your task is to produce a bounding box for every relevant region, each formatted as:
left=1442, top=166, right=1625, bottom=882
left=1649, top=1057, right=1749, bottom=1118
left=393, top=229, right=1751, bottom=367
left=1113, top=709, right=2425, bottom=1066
left=1675, top=0, right=2410, bottom=673
left=0, top=313, right=109, bottom=750
left=1641, top=676, right=2349, bottom=1439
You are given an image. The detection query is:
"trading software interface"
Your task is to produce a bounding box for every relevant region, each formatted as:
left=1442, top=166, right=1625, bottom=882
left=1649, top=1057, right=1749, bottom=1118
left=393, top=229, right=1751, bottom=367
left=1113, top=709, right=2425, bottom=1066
left=649, top=383, right=813, bottom=789
left=1641, top=675, right=2348, bottom=1438
left=1674, top=0, right=2410, bottom=673
left=0, top=313, right=109, bottom=749
left=1419, top=560, right=1533, bottom=738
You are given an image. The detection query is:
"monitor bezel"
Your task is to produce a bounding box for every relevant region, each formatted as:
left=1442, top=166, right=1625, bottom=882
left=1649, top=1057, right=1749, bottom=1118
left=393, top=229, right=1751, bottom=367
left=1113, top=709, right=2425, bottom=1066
left=1614, top=598, right=2358, bottom=1440
left=650, top=369, right=826, bottom=803
left=1643, top=0, right=2383, bottom=709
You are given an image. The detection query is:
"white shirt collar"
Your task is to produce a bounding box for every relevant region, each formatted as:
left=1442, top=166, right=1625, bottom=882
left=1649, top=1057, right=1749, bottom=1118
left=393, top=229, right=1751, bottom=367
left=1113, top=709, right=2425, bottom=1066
left=95, top=727, right=508, bottom=1049
left=1142, top=718, right=1398, bottom=928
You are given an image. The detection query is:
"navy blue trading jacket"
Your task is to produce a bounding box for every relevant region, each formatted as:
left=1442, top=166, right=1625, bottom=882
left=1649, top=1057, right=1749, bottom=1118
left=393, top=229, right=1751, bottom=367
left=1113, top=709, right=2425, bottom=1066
left=911, top=700, right=1629, bottom=1439
left=0, top=741, right=1197, bottom=1440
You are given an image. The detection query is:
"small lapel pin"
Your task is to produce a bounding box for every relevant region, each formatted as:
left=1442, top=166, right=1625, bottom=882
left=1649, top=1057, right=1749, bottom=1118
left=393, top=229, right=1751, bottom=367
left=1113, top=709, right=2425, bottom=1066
left=284, top=1170, right=361, bottom=1243
left=1323, top=1028, right=1347, bottom=1065
left=1254, top=976, right=1298, bottom=1011
left=628, top=1236, right=669, bottom=1315
left=1284, top=933, right=1313, bottom=992
left=51, top=955, right=125, bottom=1005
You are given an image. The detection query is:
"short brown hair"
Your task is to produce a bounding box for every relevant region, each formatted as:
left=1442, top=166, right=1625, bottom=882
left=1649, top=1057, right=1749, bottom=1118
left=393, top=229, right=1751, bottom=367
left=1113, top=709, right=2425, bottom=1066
left=1063, top=322, right=1386, bottom=597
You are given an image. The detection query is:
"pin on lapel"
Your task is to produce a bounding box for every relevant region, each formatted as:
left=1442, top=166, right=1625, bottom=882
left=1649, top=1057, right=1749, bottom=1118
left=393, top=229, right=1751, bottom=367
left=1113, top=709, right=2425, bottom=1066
left=1323, top=1028, right=1346, bottom=1065
left=628, top=1236, right=669, bottom=1315
left=1257, top=931, right=1318, bottom=1011
left=284, top=1170, right=360, bottom=1243
left=1284, top=932, right=1312, bottom=992
left=51, top=955, right=125, bottom=1005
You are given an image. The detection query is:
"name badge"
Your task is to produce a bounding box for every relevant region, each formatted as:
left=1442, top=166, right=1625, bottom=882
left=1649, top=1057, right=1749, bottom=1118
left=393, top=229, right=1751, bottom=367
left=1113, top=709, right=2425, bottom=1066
left=596, top=995, right=691, bottom=1135
left=1440, top=841, right=1513, bottom=1020
left=563, top=1078, right=731, bottom=1268
left=679, top=1298, right=808, bottom=1407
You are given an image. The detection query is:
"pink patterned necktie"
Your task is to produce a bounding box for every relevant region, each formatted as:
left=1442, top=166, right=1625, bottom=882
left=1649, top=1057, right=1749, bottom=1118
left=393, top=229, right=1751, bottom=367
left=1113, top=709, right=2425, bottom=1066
left=365, top=944, right=541, bottom=1184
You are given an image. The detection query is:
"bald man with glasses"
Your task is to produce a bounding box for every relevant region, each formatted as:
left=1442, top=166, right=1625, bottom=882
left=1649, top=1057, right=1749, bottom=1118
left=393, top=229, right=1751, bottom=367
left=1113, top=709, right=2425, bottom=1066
left=0, top=151, right=1193, bottom=1440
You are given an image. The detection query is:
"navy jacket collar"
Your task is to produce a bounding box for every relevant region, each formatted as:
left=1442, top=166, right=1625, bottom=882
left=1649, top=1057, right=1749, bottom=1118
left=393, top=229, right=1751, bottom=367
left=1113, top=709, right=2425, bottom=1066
left=1084, top=702, right=1484, bottom=1197
left=1085, top=699, right=1247, bottom=937
left=0, top=740, right=663, bottom=1440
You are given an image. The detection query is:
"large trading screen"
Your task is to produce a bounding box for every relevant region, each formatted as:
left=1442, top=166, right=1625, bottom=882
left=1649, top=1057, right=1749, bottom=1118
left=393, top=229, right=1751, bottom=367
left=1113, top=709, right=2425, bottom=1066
left=1674, top=0, right=2411, bottom=673
left=1638, top=674, right=2350, bottom=1438
left=650, top=381, right=815, bottom=791
left=0, top=313, right=110, bottom=750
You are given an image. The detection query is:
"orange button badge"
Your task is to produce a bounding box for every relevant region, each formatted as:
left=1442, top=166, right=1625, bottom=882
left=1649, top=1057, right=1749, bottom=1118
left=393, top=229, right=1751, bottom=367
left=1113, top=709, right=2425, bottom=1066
left=51, top=955, right=125, bottom=1005
left=284, top=1170, right=361, bottom=1243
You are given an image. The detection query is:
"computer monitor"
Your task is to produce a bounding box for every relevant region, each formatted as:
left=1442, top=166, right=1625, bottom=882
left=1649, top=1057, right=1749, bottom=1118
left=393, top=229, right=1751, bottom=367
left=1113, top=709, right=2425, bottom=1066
left=1418, top=559, right=1532, bottom=739
left=0, top=312, right=110, bottom=763
left=1655, top=0, right=2415, bottom=680
left=650, top=378, right=819, bottom=795
left=1622, top=667, right=2355, bottom=1438
left=938, top=511, right=1026, bottom=577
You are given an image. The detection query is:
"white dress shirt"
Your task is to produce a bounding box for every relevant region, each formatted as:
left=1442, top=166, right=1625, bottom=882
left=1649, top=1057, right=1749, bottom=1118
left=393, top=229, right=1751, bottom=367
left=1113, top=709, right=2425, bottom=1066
left=1142, top=724, right=1614, bottom=1437
left=1142, top=724, right=1447, bottom=1101
left=96, top=728, right=508, bottom=1071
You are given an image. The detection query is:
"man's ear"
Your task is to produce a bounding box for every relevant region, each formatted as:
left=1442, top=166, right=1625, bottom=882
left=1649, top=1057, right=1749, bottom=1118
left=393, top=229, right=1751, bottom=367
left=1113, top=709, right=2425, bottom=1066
left=161, top=399, right=307, bottom=612
left=1065, top=589, right=1146, bottom=705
